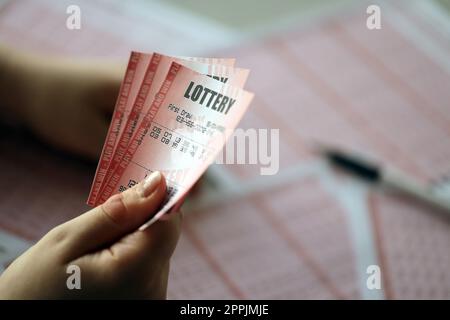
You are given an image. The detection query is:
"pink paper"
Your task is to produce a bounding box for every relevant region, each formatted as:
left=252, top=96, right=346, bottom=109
left=94, top=53, right=250, bottom=205
left=97, top=62, right=254, bottom=228
left=88, top=52, right=237, bottom=205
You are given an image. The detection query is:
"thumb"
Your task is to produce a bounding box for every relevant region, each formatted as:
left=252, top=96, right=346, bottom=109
left=55, top=171, right=167, bottom=261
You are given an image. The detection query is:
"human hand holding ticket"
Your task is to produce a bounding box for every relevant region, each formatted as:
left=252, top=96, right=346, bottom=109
left=0, top=45, right=187, bottom=299
left=87, top=52, right=254, bottom=228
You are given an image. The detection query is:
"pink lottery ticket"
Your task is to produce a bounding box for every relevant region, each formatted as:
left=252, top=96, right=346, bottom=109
left=87, top=51, right=153, bottom=206
left=95, top=53, right=250, bottom=205
left=97, top=62, right=254, bottom=228
left=87, top=52, right=236, bottom=206
left=179, top=56, right=236, bottom=66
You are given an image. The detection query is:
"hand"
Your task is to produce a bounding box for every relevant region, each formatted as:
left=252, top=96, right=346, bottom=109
left=0, top=172, right=182, bottom=299
left=0, top=45, right=124, bottom=160
left=22, top=56, right=124, bottom=160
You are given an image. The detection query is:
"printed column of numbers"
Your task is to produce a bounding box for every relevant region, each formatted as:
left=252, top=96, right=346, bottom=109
left=148, top=122, right=214, bottom=161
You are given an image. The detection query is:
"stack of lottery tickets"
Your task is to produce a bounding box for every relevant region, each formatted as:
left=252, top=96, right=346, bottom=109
left=87, top=52, right=254, bottom=229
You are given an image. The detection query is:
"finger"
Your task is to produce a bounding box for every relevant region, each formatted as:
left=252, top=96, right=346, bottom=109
left=72, top=210, right=181, bottom=299
left=75, top=112, right=109, bottom=160
left=51, top=171, right=167, bottom=261
left=107, top=209, right=182, bottom=267
left=170, top=195, right=186, bottom=213
left=88, top=75, right=121, bottom=115
left=87, top=63, right=124, bottom=114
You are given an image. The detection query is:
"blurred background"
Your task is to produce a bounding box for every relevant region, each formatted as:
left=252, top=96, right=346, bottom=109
left=0, top=0, right=450, bottom=299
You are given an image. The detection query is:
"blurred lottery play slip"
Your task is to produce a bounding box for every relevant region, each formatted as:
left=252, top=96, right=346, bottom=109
left=87, top=51, right=253, bottom=229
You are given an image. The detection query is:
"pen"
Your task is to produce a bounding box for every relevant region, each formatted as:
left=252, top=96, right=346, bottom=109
left=318, top=146, right=450, bottom=215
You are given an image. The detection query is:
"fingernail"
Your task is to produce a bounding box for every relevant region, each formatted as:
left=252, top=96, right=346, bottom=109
left=139, top=171, right=161, bottom=197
